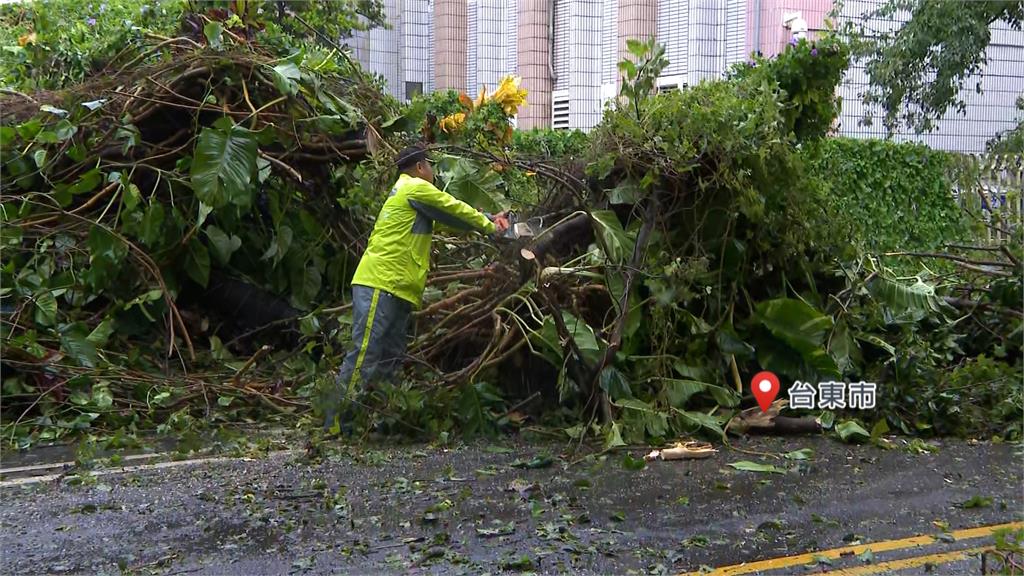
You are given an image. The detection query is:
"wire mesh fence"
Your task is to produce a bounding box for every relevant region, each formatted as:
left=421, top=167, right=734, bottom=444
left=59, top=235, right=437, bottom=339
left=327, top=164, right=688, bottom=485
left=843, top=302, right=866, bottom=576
left=950, top=153, right=1023, bottom=245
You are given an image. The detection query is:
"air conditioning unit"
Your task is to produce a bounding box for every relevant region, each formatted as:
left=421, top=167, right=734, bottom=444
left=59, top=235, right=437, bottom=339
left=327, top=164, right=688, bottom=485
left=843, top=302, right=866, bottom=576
left=552, top=89, right=570, bottom=130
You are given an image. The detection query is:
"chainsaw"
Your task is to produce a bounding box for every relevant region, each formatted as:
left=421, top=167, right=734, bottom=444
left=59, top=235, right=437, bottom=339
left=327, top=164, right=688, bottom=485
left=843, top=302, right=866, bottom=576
left=497, top=211, right=552, bottom=241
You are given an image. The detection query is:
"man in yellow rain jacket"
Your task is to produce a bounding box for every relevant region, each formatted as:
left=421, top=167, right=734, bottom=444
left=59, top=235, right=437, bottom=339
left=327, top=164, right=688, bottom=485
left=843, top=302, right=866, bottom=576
left=323, top=145, right=509, bottom=434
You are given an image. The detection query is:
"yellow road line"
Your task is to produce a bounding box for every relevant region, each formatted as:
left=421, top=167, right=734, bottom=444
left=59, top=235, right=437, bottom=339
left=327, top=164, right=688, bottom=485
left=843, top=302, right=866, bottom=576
left=679, top=521, right=1022, bottom=576
left=828, top=546, right=990, bottom=575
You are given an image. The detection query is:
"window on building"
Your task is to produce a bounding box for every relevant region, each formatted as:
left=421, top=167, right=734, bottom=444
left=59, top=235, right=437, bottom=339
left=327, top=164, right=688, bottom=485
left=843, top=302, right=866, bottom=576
left=405, top=81, right=424, bottom=100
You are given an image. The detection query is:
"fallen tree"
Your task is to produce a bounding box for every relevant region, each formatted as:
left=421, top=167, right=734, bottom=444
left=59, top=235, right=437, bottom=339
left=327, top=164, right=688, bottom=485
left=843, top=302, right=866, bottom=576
left=1, top=18, right=1020, bottom=448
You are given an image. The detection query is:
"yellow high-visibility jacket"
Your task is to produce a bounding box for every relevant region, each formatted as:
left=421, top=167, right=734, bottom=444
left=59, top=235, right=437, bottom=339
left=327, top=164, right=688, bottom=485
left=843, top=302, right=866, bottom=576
left=351, top=173, right=496, bottom=308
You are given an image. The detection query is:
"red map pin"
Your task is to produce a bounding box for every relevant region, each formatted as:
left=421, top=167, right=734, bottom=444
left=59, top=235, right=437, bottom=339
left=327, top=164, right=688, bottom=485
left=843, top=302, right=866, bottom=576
left=750, top=371, right=780, bottom=413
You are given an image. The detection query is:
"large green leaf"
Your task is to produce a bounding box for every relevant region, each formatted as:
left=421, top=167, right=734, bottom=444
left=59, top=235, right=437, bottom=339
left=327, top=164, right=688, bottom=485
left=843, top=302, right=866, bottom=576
left=186, top=239, right=211, bottom=287
left=441, top=158, right=508, bottom=213
left=290, top=262, right=322, bottom=310
left=659, top=378, right=739, bottom=408
left=591, top=210, right=634, bottom=264
left=728, top=460, right=786, bottom=474
left=836, top=420, right=870, bottom=443
left=272, top=62, right=302, bottom=96
left=529, top=311, right=603, bottom=367
left=868, top=274, right=951, bottom=322
left=206, top=225, right=241, bottom=265
left=672, top=407, right=727, bottom=439
left=33, top=289, right=58, bottom=327
left=61, top=327, right=98, bottom=368
left=599, top=366, right=633, bottom=401
left=190, top=117, right=258, bottom=209
left=756, top=298, right=833, bottom=353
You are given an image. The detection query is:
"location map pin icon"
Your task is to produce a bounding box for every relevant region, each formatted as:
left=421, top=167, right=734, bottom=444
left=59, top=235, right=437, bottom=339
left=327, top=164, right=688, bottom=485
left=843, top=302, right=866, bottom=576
left=750, top=371, right=780, bottom=413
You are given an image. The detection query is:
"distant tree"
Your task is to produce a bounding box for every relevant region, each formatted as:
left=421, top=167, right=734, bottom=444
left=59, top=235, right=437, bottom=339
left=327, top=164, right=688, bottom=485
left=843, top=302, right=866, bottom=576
left=845, top=0, right=1023, bottom=135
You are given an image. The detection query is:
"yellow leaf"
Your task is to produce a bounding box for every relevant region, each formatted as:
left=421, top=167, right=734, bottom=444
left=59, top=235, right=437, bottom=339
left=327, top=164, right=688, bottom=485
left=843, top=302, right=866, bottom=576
left=18, top=32, right=37, bottom=47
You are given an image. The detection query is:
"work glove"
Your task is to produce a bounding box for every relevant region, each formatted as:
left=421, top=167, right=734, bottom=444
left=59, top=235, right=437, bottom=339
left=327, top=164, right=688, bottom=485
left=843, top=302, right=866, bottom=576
left=489, top=211, right=510, bottom=234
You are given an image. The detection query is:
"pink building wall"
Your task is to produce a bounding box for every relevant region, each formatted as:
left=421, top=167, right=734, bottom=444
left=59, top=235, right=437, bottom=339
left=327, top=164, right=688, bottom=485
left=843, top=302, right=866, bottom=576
left=747, top=0, right=833, bottom=57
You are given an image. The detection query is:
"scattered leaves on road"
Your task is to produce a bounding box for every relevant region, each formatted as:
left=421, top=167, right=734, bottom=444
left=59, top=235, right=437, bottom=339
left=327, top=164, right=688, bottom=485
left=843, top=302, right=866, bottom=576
left=958, top=495, right=993, bottom=509
left=783, top=448, right=814, bottom=460
left=728, top=461, right=786, bottom=474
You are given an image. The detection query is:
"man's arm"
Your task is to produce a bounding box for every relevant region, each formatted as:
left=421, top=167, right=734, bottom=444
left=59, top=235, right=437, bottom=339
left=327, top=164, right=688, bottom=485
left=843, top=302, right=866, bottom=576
left=405, top=180, right=497, bottom=234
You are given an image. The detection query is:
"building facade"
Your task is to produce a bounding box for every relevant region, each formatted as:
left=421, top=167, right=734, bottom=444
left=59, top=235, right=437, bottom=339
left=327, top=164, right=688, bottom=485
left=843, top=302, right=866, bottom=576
left=346, top=0, right=1024, bottom=153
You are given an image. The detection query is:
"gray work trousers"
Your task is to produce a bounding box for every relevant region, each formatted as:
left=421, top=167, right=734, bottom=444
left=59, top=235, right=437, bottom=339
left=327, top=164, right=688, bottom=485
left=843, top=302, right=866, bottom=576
left=322, top=285, right=411, bottom=432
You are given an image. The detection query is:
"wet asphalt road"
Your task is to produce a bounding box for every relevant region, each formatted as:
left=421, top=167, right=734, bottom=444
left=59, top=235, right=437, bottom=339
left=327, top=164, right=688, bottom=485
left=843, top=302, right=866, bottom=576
left=0, top=435, right=1021, bottom=575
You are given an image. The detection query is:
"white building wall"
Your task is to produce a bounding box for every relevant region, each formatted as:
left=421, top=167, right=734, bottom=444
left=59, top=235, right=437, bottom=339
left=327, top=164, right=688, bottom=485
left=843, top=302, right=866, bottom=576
left=476, top=0, right=507, bottom=92
left=403, top=0, right=432, bottom=99
left=569, top=0, right=605, bottom=129
left=467, top=0, right=478, bottom=95
left=657, top=0, right=688, bottom=82
left=348, top=0, right=404, bottom=100
left=689, top=0, right=726, bottom=84
left=724, top=0, right=746, bottom=68
left=553, top=0, right=572, bottom=92
left=506, top=1, right=519, bottom=77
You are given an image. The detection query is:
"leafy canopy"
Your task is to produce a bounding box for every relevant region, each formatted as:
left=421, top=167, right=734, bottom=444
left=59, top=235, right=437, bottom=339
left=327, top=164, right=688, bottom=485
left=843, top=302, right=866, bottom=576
left=845, top=0, right=1024, bottom=134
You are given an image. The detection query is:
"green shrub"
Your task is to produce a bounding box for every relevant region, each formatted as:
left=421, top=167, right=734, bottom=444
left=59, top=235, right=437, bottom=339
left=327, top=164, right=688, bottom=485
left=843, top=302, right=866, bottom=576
left=731, top=35, right=849, bottom=141
left=0, top=0, right=182, bottom=90
left=512, top=128, right=588, bottom=159
left=806, top=138, right=968, bottom=253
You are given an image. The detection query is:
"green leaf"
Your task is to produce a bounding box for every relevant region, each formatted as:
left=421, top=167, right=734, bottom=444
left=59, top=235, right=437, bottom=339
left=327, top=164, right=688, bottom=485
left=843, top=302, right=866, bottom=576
left=783, top=448, right=814, bottom=461
left=68, top=169, right=102, bottom=196
left=607, top=180, right=641, bottom=204
left=717, top=328, right=755, bottom=358
left=272, top=62, right=302, bottom=96
left=442, top=159, right=508, bottom=213
left=34, top=290, right=58, bottom=326
left=836, top=420, right=870, bottom=443
left=661, top=378, right=740, bottom=408
left=92, top=383, right=113, bottom=409
left=870, top=419, right=890, bottom=442
left=756, top=298, right=833, bottom=352
left=728, top=460, right=786, bottom=474
left=604, top=421, right=626, bottom=448
left=139, top=203, right=165, bottom=247
left=868, top=275, right=951, bottom=321
left=457, top=381, right=488, bottom=438
left=190, top=117, right=258, bottom=209
left=591, top=210, right=634, bottom=264
left=672, top=408, right=726, bottom=439
left=206, top=225, right=241, bottom=265
left=86, top=319, right=115, bottom=348
left=186, top=240, right=211, bottom=287
left=476, top=520, right=515, bottom=538
left=626, top=38, right=647, bottom=57
left=203, top=21, right=223, bottom=49
left=290, top=263, right=322, bottom=310
left=599, top=366, right=633, bottom=401
left=829, top=320, right=859, bottom=374
left=958, top=495, right=993, bottom=509
left=622, top=453, right=646, bottom=471
left=54, top=120, right=76, bottom=141
left=510, top=455, right=554, bottom=469
left=217, top=395, right=234, bottom=407
left=61, top=329, right=98, bottom=368
left=817, top=410, right=836, bottom=429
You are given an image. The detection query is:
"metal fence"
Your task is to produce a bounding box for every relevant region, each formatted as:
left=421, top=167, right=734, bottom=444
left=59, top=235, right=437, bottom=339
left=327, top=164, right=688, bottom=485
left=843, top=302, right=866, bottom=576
left=950, top=154, right=1023, bottom=245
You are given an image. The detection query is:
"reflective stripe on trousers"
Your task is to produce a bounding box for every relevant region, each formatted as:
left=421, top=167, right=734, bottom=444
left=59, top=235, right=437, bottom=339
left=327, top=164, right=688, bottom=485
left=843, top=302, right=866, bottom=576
left=323, top=285, right=411, bottom=433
